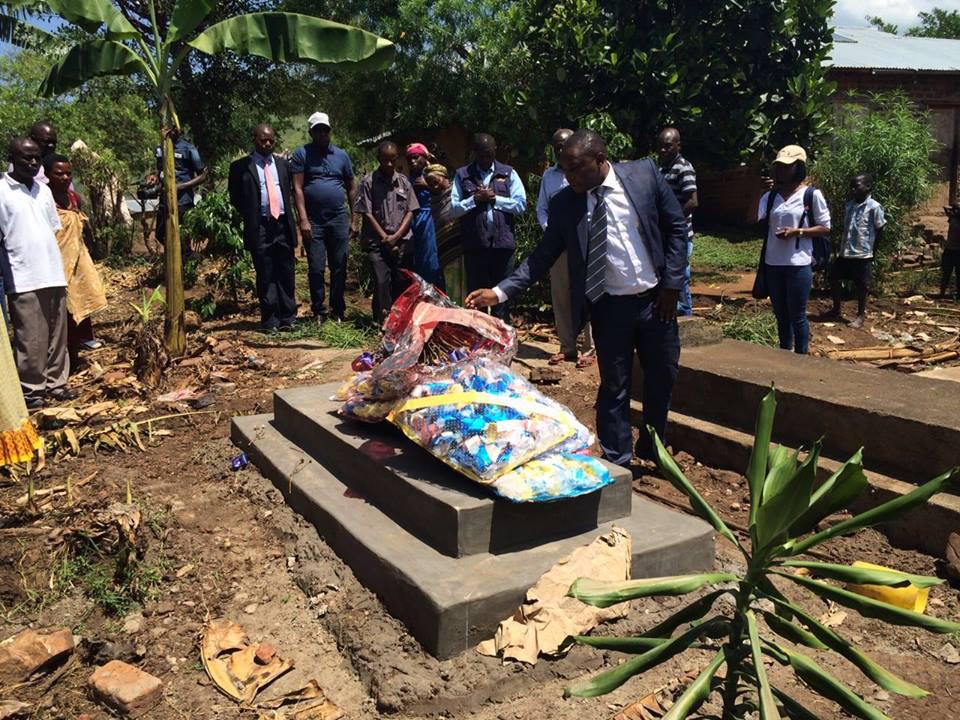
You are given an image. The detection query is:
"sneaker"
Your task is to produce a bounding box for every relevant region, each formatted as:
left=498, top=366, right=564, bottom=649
left=315, top=314, right=328, bottom=326
left=48, top=388, right=77, bottom=402
left=25, top=396, right=45, bottom=410
left=278, top=321, right=296, bottom=333
left=81, top=339, right=103, bottom=350
left=849, top=315, right=865, bottom=329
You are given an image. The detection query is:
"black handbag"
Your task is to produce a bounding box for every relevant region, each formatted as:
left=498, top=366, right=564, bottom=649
left=752, top=191, right=777, bottom=300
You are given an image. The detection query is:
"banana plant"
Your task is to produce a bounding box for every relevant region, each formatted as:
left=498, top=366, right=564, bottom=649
left=565, top=388, right=959, bottom=719
left=22, top=0, right=394, bottom=356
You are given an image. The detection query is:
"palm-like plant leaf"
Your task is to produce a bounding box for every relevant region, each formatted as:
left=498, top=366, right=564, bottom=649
left=785, top=467, right=958, bottom=556
left=564, top=621, right=721, bottom=698
left=779, top=645, right=892, bottom=720
left=780, top=560, right=943, bottom=588
left=568, top=573, right=737, bottom=608
left=661, top=649, right=727, bottom=720
left=639, top=589, right=729, bottom=638
left=166, top=0, right=215, bottom=42
left=650, top=427, right=739, bottom=546
left=789, top=449, right=867, bottom=536
left=188, top=12, right=395, bottom=71
left=746, top=387, right=776, bottom=526
left=755, top=441, right=820, bottom=550
left=44, top=0, right=137, bottom=37
left=776, top=572, right=960, bottom=634
left=746, top=610, right=781, bottom=720
left=770, top=685, right=826, bottom=720
left=761, top=610, right=828, bottom=650
left=764, top=595, right=929, bottom=697
left=39, top=38, right=150, bottom=95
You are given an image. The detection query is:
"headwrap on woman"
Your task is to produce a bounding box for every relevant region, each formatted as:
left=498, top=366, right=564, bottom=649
left=425, top=163, right=449, bottom=179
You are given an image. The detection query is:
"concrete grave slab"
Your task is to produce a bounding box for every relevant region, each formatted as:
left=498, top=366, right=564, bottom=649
left=232, top=413, right=714, bottom=658
left=272, top=384, right=633, bottom=557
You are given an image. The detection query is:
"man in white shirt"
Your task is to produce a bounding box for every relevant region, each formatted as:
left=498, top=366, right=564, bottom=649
left=467, top=130, right=688, bottom=466
left=537, top=128, right=594, bottom=367
left=0, top=138, right=71, bottom=408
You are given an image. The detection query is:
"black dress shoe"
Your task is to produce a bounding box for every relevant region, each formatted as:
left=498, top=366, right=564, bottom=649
left=25, top=397, right=46, bottom=410
left=48, top=388, right=77, bottom=402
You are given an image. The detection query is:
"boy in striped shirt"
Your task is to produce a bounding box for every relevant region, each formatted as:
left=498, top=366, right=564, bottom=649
left=657, top=127, right=698, bottom=316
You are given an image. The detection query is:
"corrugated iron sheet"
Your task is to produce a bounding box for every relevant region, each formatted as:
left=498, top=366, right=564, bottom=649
left=828, top=27, right=960, bottom=72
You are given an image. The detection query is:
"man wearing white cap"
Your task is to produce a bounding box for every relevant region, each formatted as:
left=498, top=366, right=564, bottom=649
left=291, top=112, right=356, bottom=323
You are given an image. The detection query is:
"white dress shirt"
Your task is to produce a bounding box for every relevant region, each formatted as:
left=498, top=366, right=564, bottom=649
left=0, top=173, right=65, bottom=294
left=536, top=165, right=568, bottom=229
left=493, top=165, right=657, bottom=303
left=588, top=166, right=658, bottom=295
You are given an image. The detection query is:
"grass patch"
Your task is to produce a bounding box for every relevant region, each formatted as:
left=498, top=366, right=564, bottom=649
left=56, top=552, right=166, bottom=617
left=721, top=309, right=779, bottom=347
left=694, top=226, right=763, bottom=273
left=261, top=311, right=378, bottom=348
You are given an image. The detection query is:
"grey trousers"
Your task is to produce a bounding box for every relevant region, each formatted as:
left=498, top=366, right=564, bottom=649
left=550, top=251, right=593, bottom=358
left=9, top=286, right=69, bottom=402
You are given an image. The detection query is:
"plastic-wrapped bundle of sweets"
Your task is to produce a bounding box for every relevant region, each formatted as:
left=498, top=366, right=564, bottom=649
left=490, top=454, right=612, bottom=502
left=388, top=358, right=592, bottom=485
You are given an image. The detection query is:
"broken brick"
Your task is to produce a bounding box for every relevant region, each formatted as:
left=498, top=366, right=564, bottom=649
left=0, top=628, right=75, bottom=685
left=254, top=642, right=277, bottom=665
left=89, top=660, right=162, bottom=718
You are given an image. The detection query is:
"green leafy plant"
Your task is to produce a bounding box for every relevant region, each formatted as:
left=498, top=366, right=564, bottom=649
left=813, top=92, right=938, bottom=285
left=15, top=0, right=394, bottom=357
left=129, top=286, right=165, bottom=324
left=565, top=388, right=959, bottom=719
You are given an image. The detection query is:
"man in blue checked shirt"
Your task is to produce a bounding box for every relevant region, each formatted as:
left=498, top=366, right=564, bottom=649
left=451, top=133, right=527, bottom=320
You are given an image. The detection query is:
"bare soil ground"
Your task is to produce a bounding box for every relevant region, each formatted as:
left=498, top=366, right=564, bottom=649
left=1, top=255, right=958, bottom=719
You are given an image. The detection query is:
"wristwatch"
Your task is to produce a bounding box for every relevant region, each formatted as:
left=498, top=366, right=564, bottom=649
left=798, top=228, right=804, bottom=238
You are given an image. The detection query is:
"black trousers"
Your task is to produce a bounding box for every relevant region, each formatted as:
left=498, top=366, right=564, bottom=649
left=367, top=245, right=413, bottom=323
left=590, top=290, right=680, bottom=466
left=464, top=248, right=514, bottom=320
left=250, top=217, right=297, bottom=329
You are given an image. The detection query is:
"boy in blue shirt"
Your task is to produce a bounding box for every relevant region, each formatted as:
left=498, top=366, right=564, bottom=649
left=828, top=173, right=885, bottom=328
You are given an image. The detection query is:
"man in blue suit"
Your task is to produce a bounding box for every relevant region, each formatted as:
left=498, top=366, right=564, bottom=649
left=466, top=129, right=688, bottom=467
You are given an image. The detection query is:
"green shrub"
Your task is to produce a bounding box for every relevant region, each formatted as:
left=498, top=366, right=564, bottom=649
left=181, top=189, right=255, bottom=306
left=813, top=92, right=938, bottom=284
left=565, top=389, right=959, bottom=718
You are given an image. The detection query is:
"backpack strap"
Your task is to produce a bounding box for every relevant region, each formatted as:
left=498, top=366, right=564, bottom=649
left=759, top=190, right=778, bottom=263
left=796, top=185, right=816, bottom=249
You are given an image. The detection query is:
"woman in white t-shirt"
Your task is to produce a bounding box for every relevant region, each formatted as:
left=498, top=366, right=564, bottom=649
left=757, top=145, right=831, bottom=354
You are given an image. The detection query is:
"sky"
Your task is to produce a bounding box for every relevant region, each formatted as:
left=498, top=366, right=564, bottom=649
left=832, top=0, right=959, bottom=31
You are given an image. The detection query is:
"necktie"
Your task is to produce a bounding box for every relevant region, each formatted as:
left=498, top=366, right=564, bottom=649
left=264, top=159, right=281, bottom=220
left=585, top=187, right=608, bottom=303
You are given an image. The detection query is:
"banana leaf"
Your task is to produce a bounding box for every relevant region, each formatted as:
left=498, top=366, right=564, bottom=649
left=746, top=610, right=781, bottom=720
left=746, top=387, right=776, bottom=527
left=44, top=0, right=137, bottom=38
left=39, top=39, right=151, bottom=96
left=166, top=0, right=216, bottom=42
left=780, top=560, right=942, bottom=589
left=650, top=427, right=739, bottom=546
left=568, top=573, right=737, bottom=608
left=765, top=594, right=929, bottom=697
left=785, top=467, right=958, bottom=556
left=564, top=621, right=718, bottom=697
left=776, top=571, right=960, bottom=634
left=189, top=12, right=395, bottom=72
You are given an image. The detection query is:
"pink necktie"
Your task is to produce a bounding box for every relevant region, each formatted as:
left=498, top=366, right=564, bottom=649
left=264, top=160, right=281, bottom=219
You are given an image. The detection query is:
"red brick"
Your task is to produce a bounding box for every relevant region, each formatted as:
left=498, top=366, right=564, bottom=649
left=0, top=628, right=75, bottom=685
left=89, top=660, right=162, bottom=718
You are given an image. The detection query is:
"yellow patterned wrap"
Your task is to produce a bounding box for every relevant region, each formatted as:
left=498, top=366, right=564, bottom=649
left=0, top=317, right=40, bottom=467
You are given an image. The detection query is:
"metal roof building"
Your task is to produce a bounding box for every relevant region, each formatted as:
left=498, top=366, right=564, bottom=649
left=829, top=27, right=960, bottom=72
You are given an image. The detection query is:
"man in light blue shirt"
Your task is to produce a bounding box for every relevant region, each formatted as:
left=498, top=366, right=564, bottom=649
left=451, top=133, right=526, bottom=319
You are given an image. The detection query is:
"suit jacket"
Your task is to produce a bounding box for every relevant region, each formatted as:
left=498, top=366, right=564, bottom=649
left=228, top=153, right=298, bottom=251
left=498, top=158, right=688, bottom=331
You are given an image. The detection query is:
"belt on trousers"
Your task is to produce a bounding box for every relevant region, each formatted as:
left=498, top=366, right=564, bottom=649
left=261, top=213, right=286, bottom=220
left=593, top=285, right=659, bottom=302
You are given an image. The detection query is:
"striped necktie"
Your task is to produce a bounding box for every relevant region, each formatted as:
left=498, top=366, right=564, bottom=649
left=585, top=187, right=608, bottom=303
